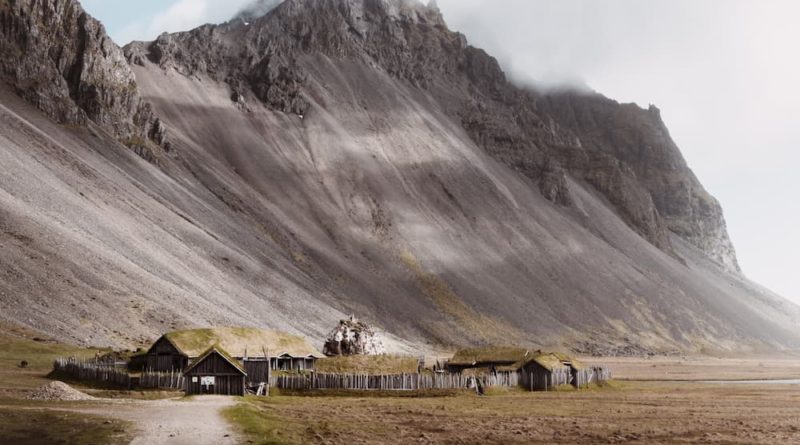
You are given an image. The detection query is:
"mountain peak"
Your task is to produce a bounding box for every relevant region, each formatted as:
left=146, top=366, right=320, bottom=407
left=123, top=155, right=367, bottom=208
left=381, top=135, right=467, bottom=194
left=2, top=0, right=779, bottom=353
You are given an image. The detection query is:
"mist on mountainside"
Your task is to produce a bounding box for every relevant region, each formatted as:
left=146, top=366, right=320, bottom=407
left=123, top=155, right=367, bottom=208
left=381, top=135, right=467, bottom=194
left=0, top=0, right=798, bottom=356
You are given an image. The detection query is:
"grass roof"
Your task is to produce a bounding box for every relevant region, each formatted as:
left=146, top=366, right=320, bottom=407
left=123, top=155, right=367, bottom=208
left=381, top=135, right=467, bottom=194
left=448, top=346, right=531, bottom=366
left=163, top=327, right=322, bottom=358
left=315, top=355, right=419, bottom=375
left=529, top=353, right=565, bottom=372
left=182, top=346, right=247, bottom=375
left=448, top=346, right=583, bottom=372
left=551, top=352, right=586, bottom=370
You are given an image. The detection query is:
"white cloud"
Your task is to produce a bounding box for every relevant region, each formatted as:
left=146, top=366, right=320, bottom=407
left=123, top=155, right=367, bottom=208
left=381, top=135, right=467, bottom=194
left=114, top=0, right=259, bottom=43
left=437, top=0, right=800, bottom=304
left=148, top=0, right=211, bottom=36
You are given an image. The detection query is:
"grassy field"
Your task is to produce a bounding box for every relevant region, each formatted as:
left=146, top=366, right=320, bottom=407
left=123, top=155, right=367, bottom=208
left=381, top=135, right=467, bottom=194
left=226, top=381, right=800, bottom=444
left=5, top=321, right=800, bottom=445
left=0, top=324, right=170, bottom=443
left=595, top=355, right=800, bottom=381
left=0, top=407, right=132, bottom=445
left=0, top=323, right=108, bottom=399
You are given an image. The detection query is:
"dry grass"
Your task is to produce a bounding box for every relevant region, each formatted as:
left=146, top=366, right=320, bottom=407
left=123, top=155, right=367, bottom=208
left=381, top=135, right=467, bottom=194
left=228, top=380, right=800, bottom=444
left=315, top=355, right=420, bottom=375
left=0, top=326, right=107, bottom=398
left=164, top=327, right=322, bottom=357
left=0, top=407, right=132, bottom=445
left=398, top=249, right=524, bottom=343
left=449, top=345, right=530, bottom=364
left=598, top=355, right=800, bottom=381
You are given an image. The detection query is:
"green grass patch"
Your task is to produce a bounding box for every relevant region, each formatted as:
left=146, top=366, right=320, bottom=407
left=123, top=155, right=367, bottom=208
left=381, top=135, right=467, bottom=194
left=0, top=327, right=109, bottom=396
left=224, top=398, right=309, bottom=445
left=0, top=407, right=132, bottom=445
left=0, top=332, right=105, bottom=371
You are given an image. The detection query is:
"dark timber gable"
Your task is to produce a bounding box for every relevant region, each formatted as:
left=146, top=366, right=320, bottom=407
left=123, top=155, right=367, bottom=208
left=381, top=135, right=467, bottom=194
left=146, top=336, right=188, bottom=371
left=183, top=348, right=247, bottom=396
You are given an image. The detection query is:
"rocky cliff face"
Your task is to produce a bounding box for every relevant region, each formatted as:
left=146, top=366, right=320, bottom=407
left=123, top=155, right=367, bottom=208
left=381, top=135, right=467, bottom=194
left=0, top=0, right=166, bottom=161
left=124, top=0, right=735, bottom=268
left=0, top=0, right=792, bottom=352
left=538, top=93, right=740, bottom=272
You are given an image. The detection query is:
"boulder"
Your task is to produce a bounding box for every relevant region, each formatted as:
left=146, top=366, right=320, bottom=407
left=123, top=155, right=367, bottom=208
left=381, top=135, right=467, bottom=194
left=323, top=316, right=385, bottom=356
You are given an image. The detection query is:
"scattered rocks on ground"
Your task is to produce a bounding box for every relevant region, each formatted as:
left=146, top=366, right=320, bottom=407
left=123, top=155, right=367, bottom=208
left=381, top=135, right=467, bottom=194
left=27, top=381, right=94, bottom=401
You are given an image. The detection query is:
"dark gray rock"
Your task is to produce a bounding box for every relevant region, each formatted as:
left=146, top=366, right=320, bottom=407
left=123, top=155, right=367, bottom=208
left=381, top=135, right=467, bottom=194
left=0, top=0, right=165, bottom=162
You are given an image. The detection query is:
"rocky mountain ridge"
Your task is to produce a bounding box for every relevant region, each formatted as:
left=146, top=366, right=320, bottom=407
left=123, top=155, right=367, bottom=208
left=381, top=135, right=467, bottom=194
left=0, top=0, right=793, bottom=352
left=124, top=0, right=737, bottom=271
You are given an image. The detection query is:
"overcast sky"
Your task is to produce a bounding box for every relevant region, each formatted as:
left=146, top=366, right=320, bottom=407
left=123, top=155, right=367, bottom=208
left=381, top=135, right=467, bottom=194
left=82, top=0, right=800, bottom=305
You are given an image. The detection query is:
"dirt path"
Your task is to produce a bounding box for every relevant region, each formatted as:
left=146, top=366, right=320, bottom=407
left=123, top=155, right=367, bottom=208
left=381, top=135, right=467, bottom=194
left=72, top=396, right=239, bottom=445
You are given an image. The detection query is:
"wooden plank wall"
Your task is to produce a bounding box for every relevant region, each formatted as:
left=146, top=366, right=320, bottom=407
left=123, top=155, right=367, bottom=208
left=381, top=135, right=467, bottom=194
left=185, top=375, right=244, bottom=396
left=53, top=358, right=185, bottom=389
left=271, top=371, right=519, bottom=391
left=244, top=360, right=269, bottom=385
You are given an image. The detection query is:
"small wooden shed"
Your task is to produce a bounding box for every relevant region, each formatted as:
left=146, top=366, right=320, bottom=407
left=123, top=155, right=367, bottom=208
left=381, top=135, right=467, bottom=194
left=519, top=353, right=583, bottom=391
left=183, top=346, right=247, bottom=396
left=145, top=335, right=189, bottom=371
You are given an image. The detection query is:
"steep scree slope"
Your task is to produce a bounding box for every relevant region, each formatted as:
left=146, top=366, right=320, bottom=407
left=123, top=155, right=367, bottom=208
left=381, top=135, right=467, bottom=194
left=0, top=0, right=796, bottom=352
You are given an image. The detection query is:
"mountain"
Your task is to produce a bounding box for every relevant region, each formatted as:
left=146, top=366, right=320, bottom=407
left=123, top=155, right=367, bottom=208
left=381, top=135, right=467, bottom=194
left=0, top=0, right=797, bottom=354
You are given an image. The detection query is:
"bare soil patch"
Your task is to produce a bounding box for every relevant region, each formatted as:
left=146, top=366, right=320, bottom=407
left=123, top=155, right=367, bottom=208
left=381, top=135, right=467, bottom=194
left=597, top=355, right=800, bottom=380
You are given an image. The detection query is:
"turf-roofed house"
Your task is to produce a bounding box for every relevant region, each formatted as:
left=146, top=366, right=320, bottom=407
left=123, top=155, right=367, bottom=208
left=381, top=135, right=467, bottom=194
left=145, top=327, right=323, bottom=388
left=446, top=346, right=595, bottom=390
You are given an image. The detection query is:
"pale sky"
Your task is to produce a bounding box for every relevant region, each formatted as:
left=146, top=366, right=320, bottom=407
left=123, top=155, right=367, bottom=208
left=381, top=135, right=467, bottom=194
left=82, top=0, right=800, bottom=305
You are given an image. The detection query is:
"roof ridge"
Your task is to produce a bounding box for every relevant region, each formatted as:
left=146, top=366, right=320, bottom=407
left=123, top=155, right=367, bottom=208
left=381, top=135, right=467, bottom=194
left=182, top=345, right=247, bottom=376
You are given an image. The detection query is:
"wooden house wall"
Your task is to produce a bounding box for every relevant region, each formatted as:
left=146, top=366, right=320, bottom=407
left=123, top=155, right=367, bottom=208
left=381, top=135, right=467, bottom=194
left=270, top=356, right=316, bottom=371
left=185, top=375, right=245, bottom=396
left=184, top=353, right=246, bottom=396
left=146, top=337, right=188, bottom=372
left=244, top=360, right=269, bottom=385
left=519, top=361, right=571, bottom=391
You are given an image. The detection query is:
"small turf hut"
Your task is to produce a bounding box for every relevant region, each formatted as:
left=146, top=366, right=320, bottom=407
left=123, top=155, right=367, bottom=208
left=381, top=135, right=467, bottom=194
left=446, top=346, right=592, bottom=391
left=145, top=328, right=323, bottom=386
left=519, top=353, right=587, bottom=390
left=183, top=346, right=246, bottom=396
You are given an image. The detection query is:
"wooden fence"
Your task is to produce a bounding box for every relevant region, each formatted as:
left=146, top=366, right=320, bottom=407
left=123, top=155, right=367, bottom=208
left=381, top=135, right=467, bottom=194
left=519, top=366, right=613, bottom=391
left=53, top=358, right=184, bottom=390
left=54, top=357, right=610, bottom=394
left=271, top=371, right=519, bottom=391
left=273, top=366, right=611, bottom=392
left=138, top=368, right=184, bottom=389
left=575, top=366, right=612, bottom=388
left=54, top=357, right=131, bottom=387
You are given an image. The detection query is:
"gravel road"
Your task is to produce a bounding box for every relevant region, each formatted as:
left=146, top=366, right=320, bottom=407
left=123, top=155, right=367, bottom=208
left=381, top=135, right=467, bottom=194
left=74, top=396, right=240, bottom=445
